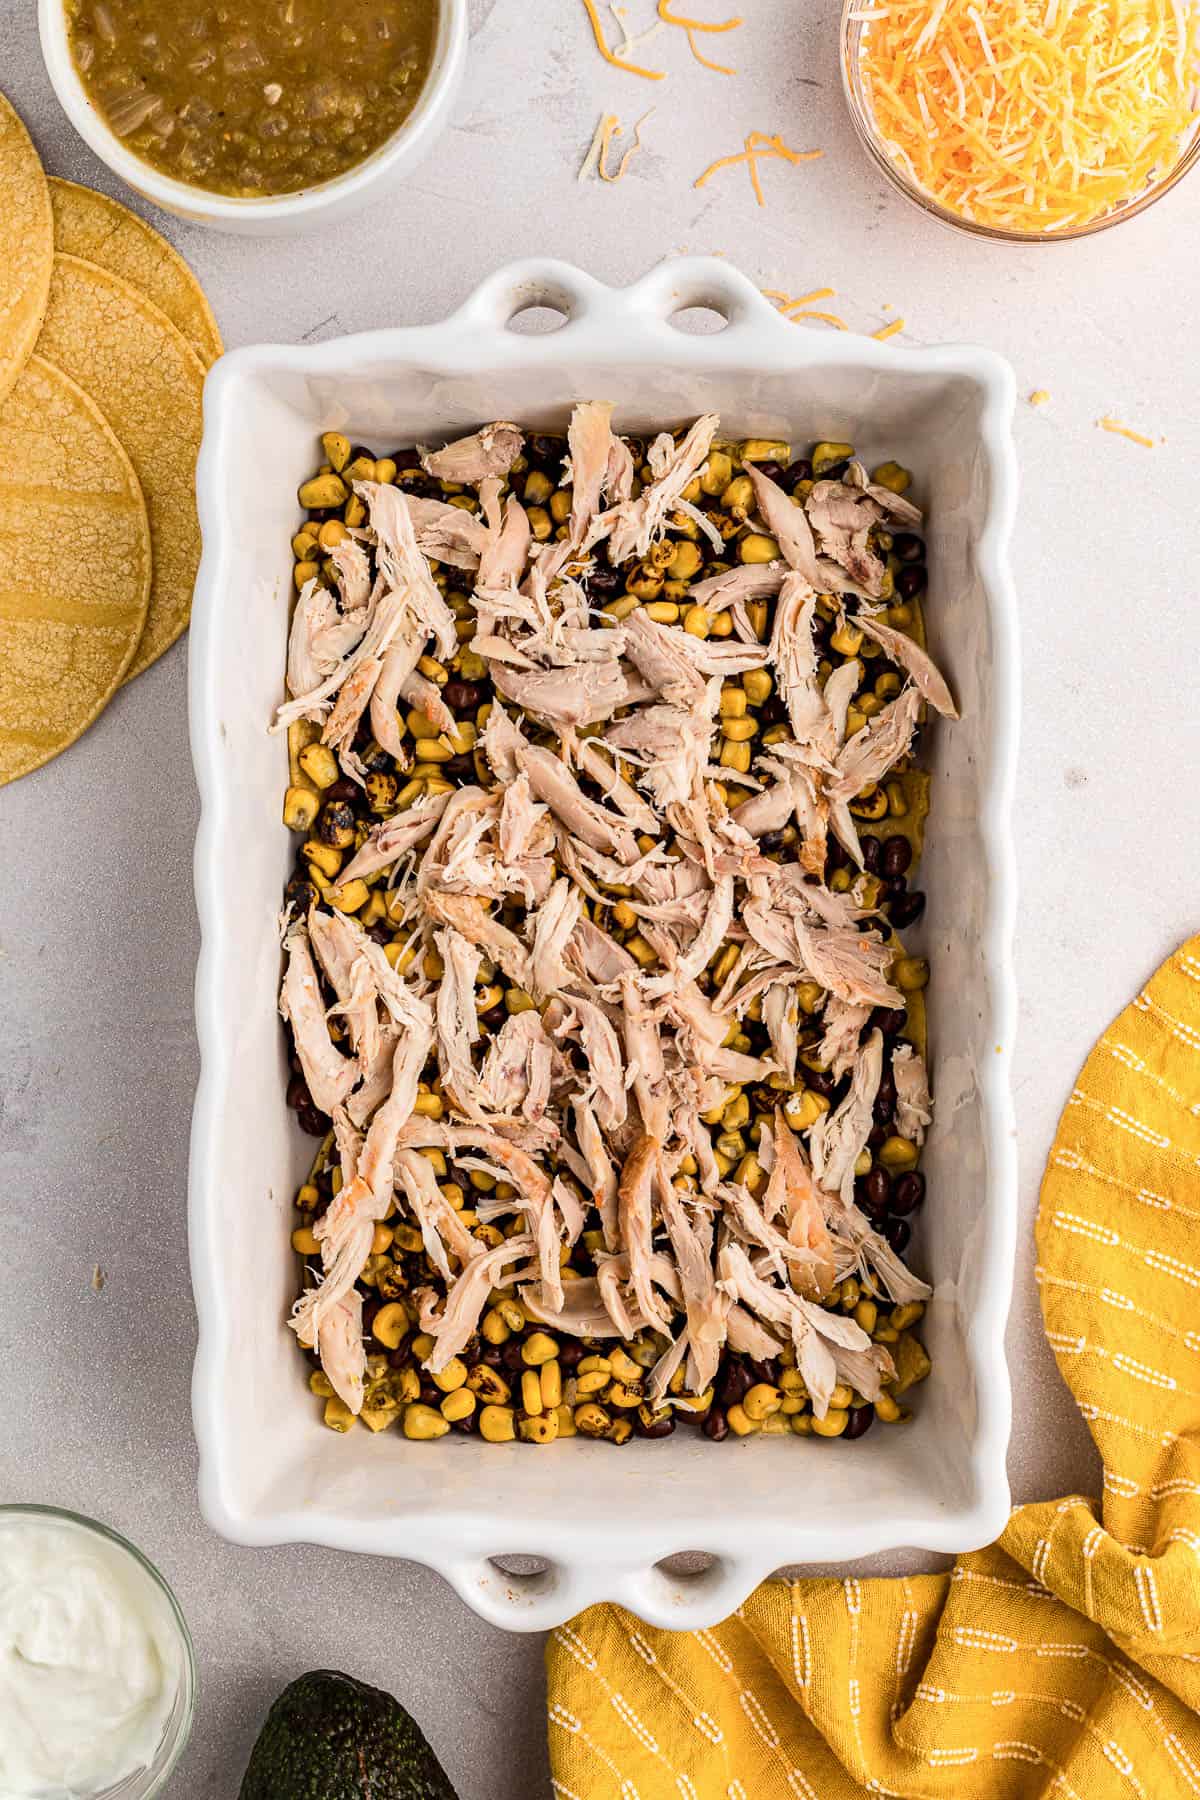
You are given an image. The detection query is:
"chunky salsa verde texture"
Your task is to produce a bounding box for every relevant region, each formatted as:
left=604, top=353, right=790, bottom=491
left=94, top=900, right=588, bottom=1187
left=64, top=0, right=439, bottom=197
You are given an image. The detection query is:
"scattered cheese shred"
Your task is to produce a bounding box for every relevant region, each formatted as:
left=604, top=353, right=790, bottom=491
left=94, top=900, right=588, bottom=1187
left=695, top=132, right=824, bottom=204
left=582, top=108, right=653, bottom=181
left=1028, top=389, right=1051, bottom=406
left=871, top=316, right=905, bottom=340
left=1099, top=415, right=1156, bottom=447
left=763, top=286, right=849, bottom=330
left=658, top=0, right=743, bottom=73
left=853, top=0, right=1200, bottom=233
left=764, top=285, right=837, bottom=311
left=579, top=113, right=615, bottom=182
left=580, top=0, right=665, bottom=78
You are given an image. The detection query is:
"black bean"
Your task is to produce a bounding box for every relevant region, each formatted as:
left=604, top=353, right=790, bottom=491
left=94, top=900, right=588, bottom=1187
left=717, top=1359, right=751, bottom=1408
left=844, top=1404, right=875, bottom=1440
left=397, top=474, right=441, bottom=500
left=826, top=837, right=850, bottom=874
left=897, top=564, right=927, bottom=600
left=752, top=459, right=785, bottom=484
left=884, top=1217, right=911, bottom=1254
left=501, top=1341, right=527, bottom=1373
left=784, top=458, right=813, bottom=487
left=892, top=531, right=924, bottom=563
left=634, top=1411, right=676, bottom=1439
left=874, top=1076, right=896, bottom=1125
left=387, top=446, right=417, bottom=466
left=444, top=754, right=476, bottom=780
left=450, top=1413, right=478, bottom=1435
left=882, top=834, right=912, bottom=878
left=419, top=1381, right=440, bottom=1407
left=748, top=1356, right=782, bottom=1387
left=862, top=835, right=882, bottom=873
left=888, top=890, right=926, bottom=928
left=480, top=1004, right=506, bottom=1030
left=868, top=1124, right=888, bottom=1152
left=587, top=563, right=621, bottom=597
left=443, top=680, right=482, bottom=712
left=530, top=434, right=565, bottom=465
left=805, top=1068, right=838, bottom=1098
left=891, top=1172, right=926, bottom=1216
left=558, top=1341, right=584, bottom=1372
left=315, top=1168, right=334, bottom=1196
left=298, top=1109, right=327, bottom=1137
left=820, top=458, right=850, bottom=481
left=479, top=1344, right=504, bottom=1368
left=367, top=924, right=391, bottom=947
left=759, top=829, right=785, bottom=853
left=286, top=1074, right=310, bottom=1112
left=871, top=1006, right=908, bottom=1037
left=863, top=1167, right=892, bottom=1216
left=387, top=1348, right=408, bottom=1370
left=325, top=776, right=359, bottom=803
left=703, top=1406, right=729, bottom=1442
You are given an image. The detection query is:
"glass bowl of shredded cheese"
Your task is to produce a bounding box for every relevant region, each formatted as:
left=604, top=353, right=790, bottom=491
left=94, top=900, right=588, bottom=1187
left=842, top=0, right=1200, bottom=241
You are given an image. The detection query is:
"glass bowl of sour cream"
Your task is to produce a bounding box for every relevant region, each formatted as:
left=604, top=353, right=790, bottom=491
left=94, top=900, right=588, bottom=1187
left=0, top=1505, right=195, bottom=1799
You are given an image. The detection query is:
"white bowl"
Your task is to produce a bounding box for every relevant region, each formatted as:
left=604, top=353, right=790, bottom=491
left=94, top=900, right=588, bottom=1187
left=37, top=0, right=467, bottom=235
left=0, top=1505, right=195, bottom=1796
left=189, top=257, right=1020, bottom=1631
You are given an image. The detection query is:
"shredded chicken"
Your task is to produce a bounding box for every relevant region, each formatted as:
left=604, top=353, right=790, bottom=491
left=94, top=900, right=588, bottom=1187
left=892, top=1042, right=933, bottom=1145
left=422, top=421, right=523, bottom=484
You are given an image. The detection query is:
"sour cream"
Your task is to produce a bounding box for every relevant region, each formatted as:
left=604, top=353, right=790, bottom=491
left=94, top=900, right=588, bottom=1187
left=0, top=1512, right=185, bottom=1799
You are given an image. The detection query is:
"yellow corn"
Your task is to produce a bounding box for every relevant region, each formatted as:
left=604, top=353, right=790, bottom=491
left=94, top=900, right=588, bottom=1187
left=479, top=1404, right=516, bottom=1442
left=440, top=1388, right=476, bottom=1424
left=403, top=1404, right=449, bottom=1441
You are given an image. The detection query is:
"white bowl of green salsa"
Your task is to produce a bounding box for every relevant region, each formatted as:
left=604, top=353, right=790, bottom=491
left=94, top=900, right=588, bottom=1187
left=39, top=0, right=467, bottom=234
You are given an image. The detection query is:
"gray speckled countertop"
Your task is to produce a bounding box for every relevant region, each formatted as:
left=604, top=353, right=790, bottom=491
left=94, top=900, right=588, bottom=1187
left=3, top=0, right=1199, bottom=1793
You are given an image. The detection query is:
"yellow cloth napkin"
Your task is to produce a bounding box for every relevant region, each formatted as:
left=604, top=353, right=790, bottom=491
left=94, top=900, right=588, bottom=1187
left=546, top=935, right=1200, bottom=1797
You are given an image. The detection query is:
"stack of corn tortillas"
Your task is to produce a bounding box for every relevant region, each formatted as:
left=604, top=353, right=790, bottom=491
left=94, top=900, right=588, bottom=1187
left=0, top=90, right=221, bottom=786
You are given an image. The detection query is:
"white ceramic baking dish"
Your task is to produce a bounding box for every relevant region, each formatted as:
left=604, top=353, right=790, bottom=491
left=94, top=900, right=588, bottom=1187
left=190, top=257, right=1020, bottom=1632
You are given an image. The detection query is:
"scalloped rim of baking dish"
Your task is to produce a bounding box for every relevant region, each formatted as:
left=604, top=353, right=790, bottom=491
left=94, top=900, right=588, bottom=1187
left=189, top=257, right=1020, bottom=1632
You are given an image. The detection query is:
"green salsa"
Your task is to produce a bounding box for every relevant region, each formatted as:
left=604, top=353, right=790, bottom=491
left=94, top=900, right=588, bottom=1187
left=65, top=0, right=440, bottom=197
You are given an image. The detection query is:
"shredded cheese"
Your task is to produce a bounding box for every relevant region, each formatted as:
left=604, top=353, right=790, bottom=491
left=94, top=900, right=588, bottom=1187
left=658, top=0, right=743, bottom=73
left=695, top=132, right=823, bottom=204
left=853, top=0, right=1200, bottom=232
left=1099, top=415, right=1156, bottom=447
left=579, top=110, right=654, bottom=182
left=762, top=286, right=849, bottom=329
left=871, top=316, right=905, bottom=339
left=608, top=1, right=665, bottom=61
left=580, top=0, right=665, bottom=78
left=1028, top=389, right=1051, bottom=406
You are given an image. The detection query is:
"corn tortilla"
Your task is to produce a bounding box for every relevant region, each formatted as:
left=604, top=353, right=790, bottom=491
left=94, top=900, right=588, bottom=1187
left=36, top=253, right=206, bottom=682
left=49, top=178, right=223, bottom=368
left=0, top=93, right=53, bottom=408
left=0, top=355, right=151, bottom=785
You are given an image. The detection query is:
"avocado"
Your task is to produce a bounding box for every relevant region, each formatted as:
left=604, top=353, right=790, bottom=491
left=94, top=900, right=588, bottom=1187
left=240, top=1669, right=460, bottom=1800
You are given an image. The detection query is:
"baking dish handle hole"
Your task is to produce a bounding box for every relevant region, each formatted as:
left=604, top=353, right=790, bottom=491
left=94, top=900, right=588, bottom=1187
left=653, top=1549, right=717, bottom=1579
left=504, top=302, right=571, bottom=336
left=666, top=304, right=733, bottom=336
